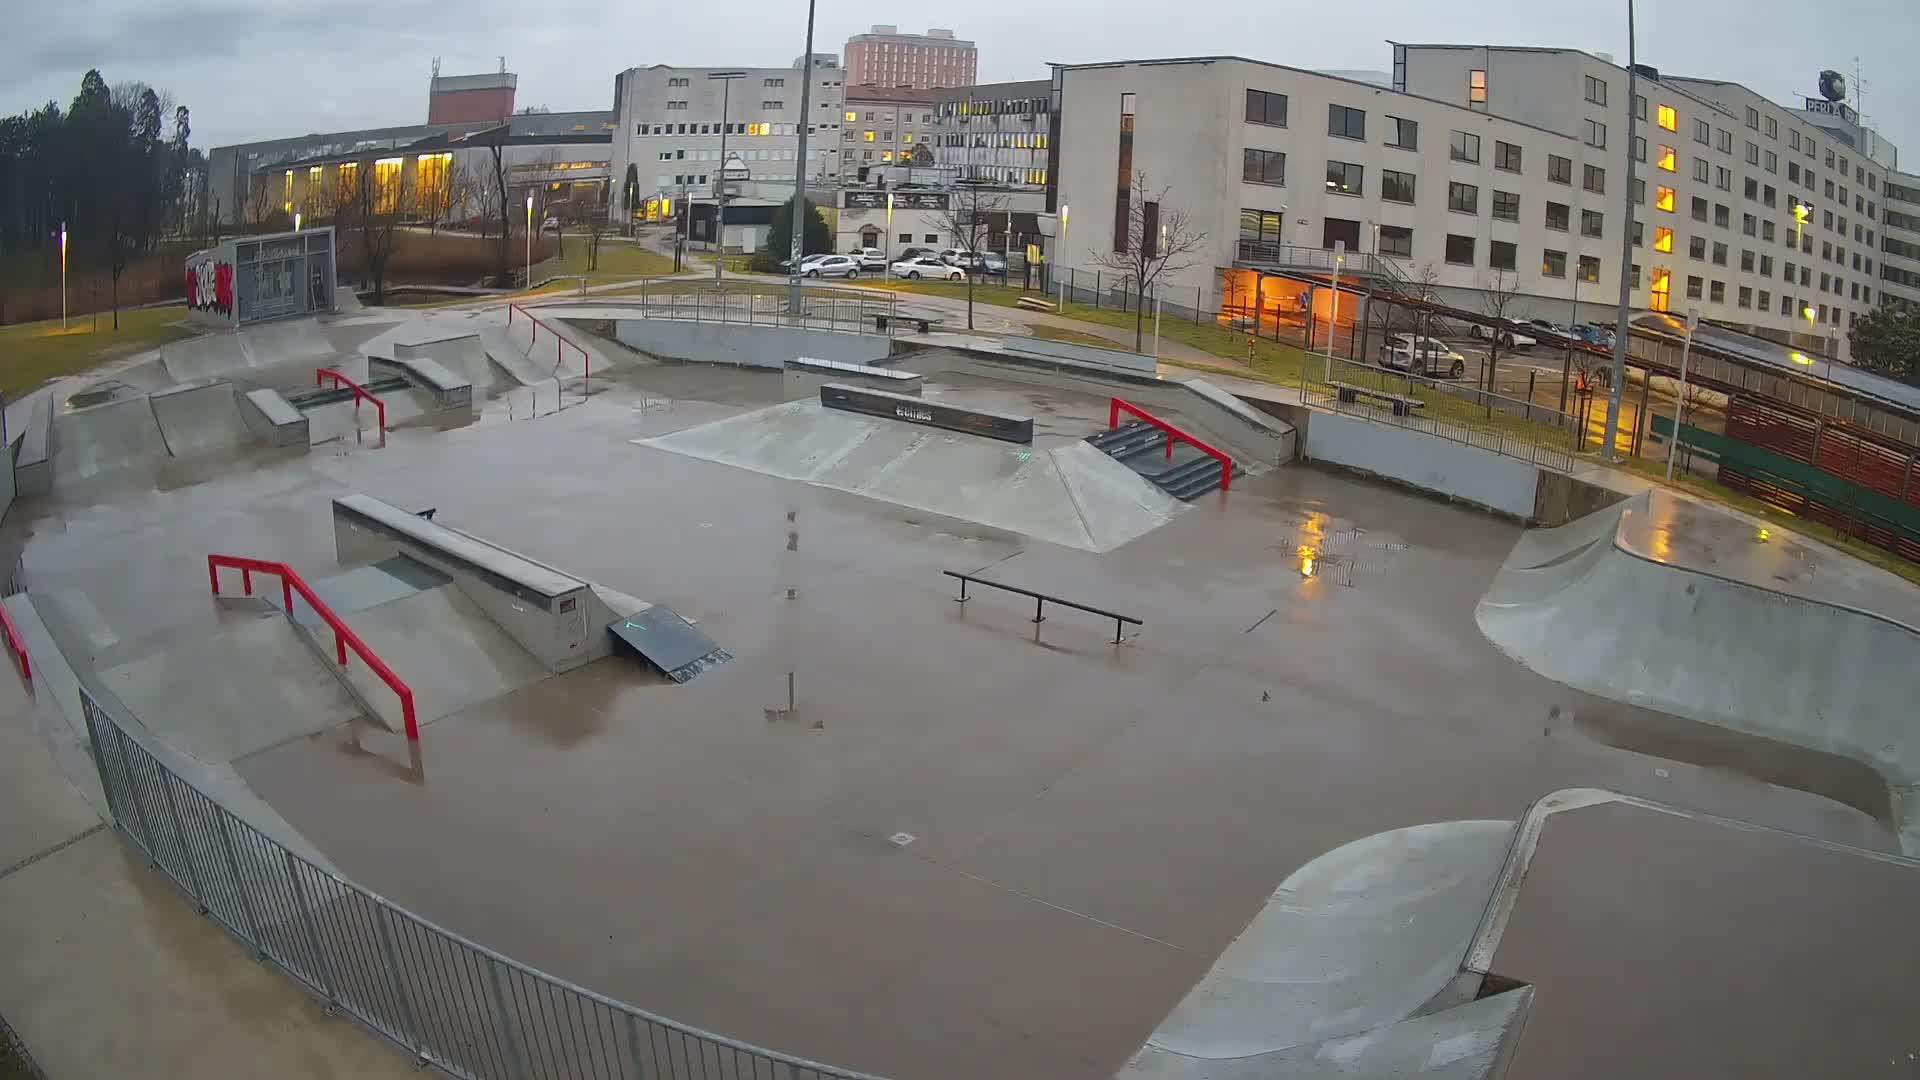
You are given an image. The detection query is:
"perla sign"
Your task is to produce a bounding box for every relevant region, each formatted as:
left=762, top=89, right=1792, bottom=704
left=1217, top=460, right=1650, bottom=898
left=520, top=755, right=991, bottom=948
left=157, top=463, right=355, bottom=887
left=1804, top=99, right=1858, bottom=124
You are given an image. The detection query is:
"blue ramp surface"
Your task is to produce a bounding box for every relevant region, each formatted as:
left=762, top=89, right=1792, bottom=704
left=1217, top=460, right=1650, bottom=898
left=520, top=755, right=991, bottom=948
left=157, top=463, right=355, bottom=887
left=607, top=605, right=731, bottom=683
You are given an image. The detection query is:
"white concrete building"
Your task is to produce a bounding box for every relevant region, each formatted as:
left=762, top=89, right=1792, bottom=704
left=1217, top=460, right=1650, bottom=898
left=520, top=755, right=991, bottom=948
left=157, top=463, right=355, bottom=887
left=1881, top=171, right=1920, bottom=310
left=607, top=63, right=846, bottom=236
left=1392, top=44, right=1895, bottom=357
left=931, top=80, right=1053, bottom=189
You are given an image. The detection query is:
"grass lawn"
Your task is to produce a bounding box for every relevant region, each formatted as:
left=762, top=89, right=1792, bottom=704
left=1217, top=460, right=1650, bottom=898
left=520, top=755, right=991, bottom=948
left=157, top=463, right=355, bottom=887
left=1027, top=324, right=1124, bottom=347
left=0, top=305, right=190, bottom=397
left=534, top=236, right=675, bottom=283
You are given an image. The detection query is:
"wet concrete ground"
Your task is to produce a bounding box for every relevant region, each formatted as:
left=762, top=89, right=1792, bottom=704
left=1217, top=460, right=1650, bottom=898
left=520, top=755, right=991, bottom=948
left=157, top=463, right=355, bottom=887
left=13, top=357, right=1898, bottom=1079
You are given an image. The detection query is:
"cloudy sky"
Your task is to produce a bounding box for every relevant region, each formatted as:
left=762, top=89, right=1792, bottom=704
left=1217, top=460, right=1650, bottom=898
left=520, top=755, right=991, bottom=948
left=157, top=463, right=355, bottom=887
left=4, top=0, right=1916, bottom=157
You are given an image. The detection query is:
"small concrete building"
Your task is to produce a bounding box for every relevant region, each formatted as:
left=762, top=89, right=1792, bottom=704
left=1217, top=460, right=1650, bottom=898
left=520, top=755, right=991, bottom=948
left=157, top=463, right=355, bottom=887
left=183, top=227, right=337, bottom=329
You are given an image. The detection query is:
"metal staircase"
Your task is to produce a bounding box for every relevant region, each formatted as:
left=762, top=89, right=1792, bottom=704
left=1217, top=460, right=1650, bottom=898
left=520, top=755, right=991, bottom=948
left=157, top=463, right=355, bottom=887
left=1087, top=421, right=1243, bottom=500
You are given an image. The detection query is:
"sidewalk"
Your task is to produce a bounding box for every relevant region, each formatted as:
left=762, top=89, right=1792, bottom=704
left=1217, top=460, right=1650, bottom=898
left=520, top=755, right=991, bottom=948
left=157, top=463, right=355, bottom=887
left=0, top=669, right=415, bottom=1078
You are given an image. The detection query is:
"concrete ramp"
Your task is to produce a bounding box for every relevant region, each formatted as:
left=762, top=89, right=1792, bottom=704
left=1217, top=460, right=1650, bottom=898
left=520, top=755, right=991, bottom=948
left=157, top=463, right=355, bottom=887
left=333, top=585, right=549, bottom=730
left=52, top=394, right=169, bottom=482
left=641, top=399, right=1185, bottom=552
left=394, top=334, right=506, bottom=397
left=479, top=328, right=561, bottom=388
left=99, top=615, right=367, bottom=766
left=149, top=379, right=252, bottom=458
left=1477, top=492, right=1920, bottom=853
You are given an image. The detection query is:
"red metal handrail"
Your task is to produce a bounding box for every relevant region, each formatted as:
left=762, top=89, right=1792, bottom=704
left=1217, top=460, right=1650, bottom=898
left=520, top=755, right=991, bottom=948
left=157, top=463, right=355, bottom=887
left=207, top=554, right=419, bottom=740
left=1109, top=397, right=1234, bottom=492
left=507, top=302, right=591, bottom=390
left=316, top=367, right=388, bottom=432
left=0, top=600, right=30, bottom=688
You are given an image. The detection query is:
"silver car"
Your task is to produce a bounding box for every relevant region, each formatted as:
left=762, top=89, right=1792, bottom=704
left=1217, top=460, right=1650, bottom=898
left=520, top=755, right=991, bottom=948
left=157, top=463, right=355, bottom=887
left=1379, top=334, right=1467, bottom=378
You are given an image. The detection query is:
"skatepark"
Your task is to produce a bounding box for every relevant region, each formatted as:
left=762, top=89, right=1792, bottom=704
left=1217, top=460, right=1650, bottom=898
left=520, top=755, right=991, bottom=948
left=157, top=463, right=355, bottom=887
left=4, top=289, right=1919, bottom=1079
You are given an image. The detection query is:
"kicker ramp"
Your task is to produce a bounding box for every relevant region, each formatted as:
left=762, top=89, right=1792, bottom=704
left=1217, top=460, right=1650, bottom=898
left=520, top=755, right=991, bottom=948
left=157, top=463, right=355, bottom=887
left=332, top=494, right=633, bottom=674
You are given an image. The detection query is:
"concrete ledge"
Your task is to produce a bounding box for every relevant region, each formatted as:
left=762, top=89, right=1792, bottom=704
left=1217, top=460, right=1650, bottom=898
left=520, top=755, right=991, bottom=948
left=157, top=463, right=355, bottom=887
left=238, top=389, right=309, bottom=449
left=376, top=351, right=474, bottom=411
left=15, top=395, right=52, bottom=497
left=1003, top=336, right=1157, bottom=375
left=903, top=342, right=1166, bottom=389
left=611, top=318, right=890, bottom=369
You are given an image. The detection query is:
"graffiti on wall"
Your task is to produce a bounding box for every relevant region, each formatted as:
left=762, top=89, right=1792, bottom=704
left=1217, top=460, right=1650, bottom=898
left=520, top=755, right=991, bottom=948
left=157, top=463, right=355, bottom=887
left=185, top=259, right=235, bottom=316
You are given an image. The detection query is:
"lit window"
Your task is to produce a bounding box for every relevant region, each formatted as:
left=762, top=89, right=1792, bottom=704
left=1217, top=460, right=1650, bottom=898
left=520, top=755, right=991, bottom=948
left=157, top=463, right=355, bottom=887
left=1653, top=226, right=1674, bottom=253
left=1654, top=186, right=1675, bottom=212
left=1650, top=268, right=1671, bottom=312
left=863, top=130, right=875, bottom=142
left=1656, top=104, right=1677, bottom=132
left=844, top=111, right=857, bottom=122
left=1656, top=145, right=1677, bottom=172
left=1468, top=69, right=1487, bottom=104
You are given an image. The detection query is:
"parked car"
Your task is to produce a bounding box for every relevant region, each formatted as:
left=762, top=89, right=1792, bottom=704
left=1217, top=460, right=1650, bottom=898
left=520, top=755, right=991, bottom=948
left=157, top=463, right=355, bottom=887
left=1469, top=318, right=1537, bottom=350
left=1524, top=318, right=1570, bottom=341
left=802, top=254, right=862, bottom=279
left=780, top=252, right=833, bottom=273
left=1379, top=333, right=1467, bottom=378
left=889, top=256, right=965, bottom=280
left=937, top=248, right=972, bottom=266
left=849, top=247, right=889, bottom=269
left=897, top=247, right=938, bottom=262
left=1571, top=322, right=1617, bottom=348
left=960, top=251, right=1008, bottom=276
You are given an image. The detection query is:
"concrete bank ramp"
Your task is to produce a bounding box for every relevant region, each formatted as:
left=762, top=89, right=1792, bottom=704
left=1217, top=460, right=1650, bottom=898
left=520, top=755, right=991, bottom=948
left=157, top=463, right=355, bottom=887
left=393, top=333, right=510, bottom=396
left=479, top=327, right=562, bottom=388
left=149, top=378, right=250, bottom=457
left=332, top=584, right=549, bottom=731
left=52, top=394, right=169, bottom=482
left=1477, top=492, right=1920, bottom=853
left=1121, top=820, right=1521, bottom=1078
left=640, top=399, right=1185, bottom=552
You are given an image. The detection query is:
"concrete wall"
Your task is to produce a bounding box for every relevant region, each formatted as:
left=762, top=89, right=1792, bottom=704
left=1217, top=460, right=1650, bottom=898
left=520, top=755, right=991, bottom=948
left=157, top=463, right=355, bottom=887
left=1002, top=336, right=1156, bottom=374
left=1304, top=411, right=1539, bottom=518
left=14, top=395, right=51, bottom=497
left=612, top=319, right=891, bottom=369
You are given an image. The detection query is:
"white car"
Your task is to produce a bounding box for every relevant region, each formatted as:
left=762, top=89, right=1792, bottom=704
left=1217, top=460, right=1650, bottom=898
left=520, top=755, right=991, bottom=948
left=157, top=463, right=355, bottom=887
left=1469, top=319, right=1537, bottom=350
left=802, top=254, right=861, bottom=279
left=849, top=247, right=889, bottom=269
left=889, top=257, right=964, bottom=281
left=937, top=248, right=969, bottom=266
left=1378, top=334, right=1466, bottom=378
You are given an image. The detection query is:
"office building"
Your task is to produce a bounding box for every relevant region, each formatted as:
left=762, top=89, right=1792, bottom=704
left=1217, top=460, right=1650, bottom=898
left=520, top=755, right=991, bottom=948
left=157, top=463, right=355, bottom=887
left=932, top=80, right=1052, bottom=189
left=839, top=86, right=938, bottom=183
left=842, top=26, right=976, bottom=91
left=1880, top=170, right=1920, bottom=310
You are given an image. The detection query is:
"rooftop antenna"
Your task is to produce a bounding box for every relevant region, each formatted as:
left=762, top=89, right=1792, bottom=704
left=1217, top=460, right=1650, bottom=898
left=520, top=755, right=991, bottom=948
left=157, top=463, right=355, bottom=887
left=431, top=57, right=440, bottom=79
left=499, top=56, right=507, bottom=75
left=1852, top=56, right=1871, bottom=127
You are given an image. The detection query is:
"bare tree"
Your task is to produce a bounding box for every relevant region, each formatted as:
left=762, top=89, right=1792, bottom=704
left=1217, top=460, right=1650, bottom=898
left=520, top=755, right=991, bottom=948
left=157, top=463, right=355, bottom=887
left=474, top=129, right=514, bottom=287
left=1087, top=171, right=1209, bottom=351
left=933, top=183, right=1008, bottom=331
left=246, top=172, right=279, bottom=229
left=584, top=214, right=609, bottom=273
left=338, top=157, right=408, bottom=304
left=1477, top=268, right=1524, bottom=398
left=440, top=161, right=476, bottom=231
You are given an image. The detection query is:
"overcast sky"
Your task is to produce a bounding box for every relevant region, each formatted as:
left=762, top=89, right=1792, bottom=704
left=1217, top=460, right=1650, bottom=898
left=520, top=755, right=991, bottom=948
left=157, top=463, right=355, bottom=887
left=4, top=0, right=1916, bottom=159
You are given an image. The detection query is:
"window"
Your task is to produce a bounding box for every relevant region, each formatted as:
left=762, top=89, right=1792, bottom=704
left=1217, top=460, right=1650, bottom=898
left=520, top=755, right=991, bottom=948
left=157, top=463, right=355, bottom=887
left=1632, top=220, right=1644, bottom=247
left=1379, top=225, right=1413, bottom=258
left=844, top=110, right=857, bottom=122
left=1712, top=241, right=1728, bottom=266
left=1656, top=145, right=1677, bottom=172
left=1492, top=190, right=1520, bottom=221
left=1741, top=249, right=1755, bottom=271
left=1328, top=104, right=1366, bottom=140
left=1745, top=106, right=1760, bottom=130
left=1761, top=255, right=1773, bottom=275
left=1543, top=249, right=1567, bottom=277
left=1764, top=151, right=1777, bottom=174
left=1718, top=129, right=1733, bottom=154
left=1242, top=148, right=1285, bottom=186
left=1693, top=158, right=1710, bottom=183
left=1468, top=69, right=1487, bottom=105
left=1445, top=234, right=1476, bottom=265
left=1789, top=162, right=1801, bottom=183
left=1584, top=164, right=1606, bottom=194
left=1826, top=148, right=1836, bottom=168
left=1766, top=116, right=1778, bottom=140
left=1694, top=118, right=1711, bottom=145
left=1743, top=213, right=1757, bottom=236
left=1239, top=208, right=1286, bottom=246
left=1381, top=169, right=1417, bottom=203
left=1634, top=95, right=1647, bottom=120
left=1763, top=186, right=1777, bottom=209
left=1545, top=201, right=1570, bottom=231
left=1780, top=294, right=1794, bottom=315
left=1716, top=167, right=1732, bottom=192
left=1715, top=204, right=1730, bottom=228
left=1791, top=129, right=1802, bottom=150
left=1584, top=119, right=1607, bottom=148
left=1633, top=136, right=1647, bottom=163
left=1245, top=89, right=1288, bottom=126
left=1785, top=260, right=1796, bottom=280
left=1325, top=160, right=1363, bottom=195
left=1654, top=226, right=1674, bottom=253
left=1689, top=236, right=1706, bottom=260
left=1548, top=154, right=1571, bottom=184
left=1691, top=196, right=1709, bottom=222
left=863, top=129, right=876, bottom=141
left=1490, top=240, right=1517, bottom=270
left=1744, top=177, right=1759, bottom=200
left=898, top=232, right=912, bottom=244
left=1582, top=209, right=1604, bottom=238
left=1656, top=103, right=1677, bottom=131
left=1450, top=131, right=1481, bottom=163
left=1759, top=289, right=1771, bottom=310
left=1495, top=140, right=1522, bottom=172
left=1687, top=274, right=1705, bottom=300
left=1448, top=181, right=1479, bottom=213
left=1744, top=141, right=1760, bottom=166
left=1710, top=280, right=1726, bottom=303
left=1585, top=75, right=1609, bottom=105
left=1578, top=255, right=1601, bottom=283
left=1633, top=178, right=1646, bottom=205
left=1650, top=268, right=1671, bottom=312
left=1739, top=285, right=1753, bottom=308
left=1386, top=116, right=1418, bottom=150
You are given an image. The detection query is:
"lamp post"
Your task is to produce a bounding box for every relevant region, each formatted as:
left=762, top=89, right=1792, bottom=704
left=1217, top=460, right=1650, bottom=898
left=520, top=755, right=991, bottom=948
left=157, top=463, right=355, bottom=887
left=709, top=70, right=746, bottom=284
left=885, top=191, right=894, bottom=283
left=1056, top=203, right=1069, bottom=308
left=1326, top=239, right=1345, bottom=382
left=525, top=191, right=534, bottom=288
left=293, top=211, right=302, bottom=233
left=1153, top=222, right=1167, bottom=358
left=1665, top=306, right=1699, bottom=480
left=1602, top=0, right=1640, bottom=460
left=1793, top=201, right=1810, bottom=254
left=786, top=0, right=818, bottom=323
left=60, top=221, right=68, bottom=331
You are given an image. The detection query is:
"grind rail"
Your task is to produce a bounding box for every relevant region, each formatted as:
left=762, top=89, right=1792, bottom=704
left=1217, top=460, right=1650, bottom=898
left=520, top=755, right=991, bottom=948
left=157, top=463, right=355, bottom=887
left=944, top=570, right=1143, bottom=644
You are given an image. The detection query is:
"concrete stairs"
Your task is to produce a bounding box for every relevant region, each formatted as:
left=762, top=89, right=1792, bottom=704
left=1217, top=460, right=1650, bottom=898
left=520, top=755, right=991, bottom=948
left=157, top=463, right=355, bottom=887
left=1086, top=420, right=1243, bottom=500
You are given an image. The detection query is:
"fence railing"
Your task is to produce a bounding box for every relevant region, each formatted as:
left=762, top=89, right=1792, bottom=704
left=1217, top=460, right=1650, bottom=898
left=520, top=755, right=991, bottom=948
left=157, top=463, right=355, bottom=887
left=1306, top=355, right=1582, bottom=473
left=606, top=282, right=900, bottom=337
left=76, top=683, right=881, bottom=1080
left=207, top=554, right=419, bottom=740
left=508, top=302, right=592, bottom=385
left=0, top=596, right=29, bottom=687
left=1110, top=397, right=1234, bottom=491
left=316, top=368, right=388, bottom=432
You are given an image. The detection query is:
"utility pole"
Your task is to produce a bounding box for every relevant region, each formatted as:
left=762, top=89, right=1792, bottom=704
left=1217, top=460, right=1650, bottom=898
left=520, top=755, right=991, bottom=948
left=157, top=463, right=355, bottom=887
left=709, top=70, right=745, bottom=283
left=1601, top=0, right=1639, bottom=460
left=787, top=0, right=819, bottom=324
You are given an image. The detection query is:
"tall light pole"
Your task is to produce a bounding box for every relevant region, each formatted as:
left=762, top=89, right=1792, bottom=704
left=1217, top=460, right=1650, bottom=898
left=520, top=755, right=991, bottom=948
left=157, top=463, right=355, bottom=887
left=1793, top=201, right=1810, bottom=253
left=525, top=191, right=534, bottom=287
left=1056, top=203, right=1069, bottom=308
left=884, top=191, right=894, bottom=282
left=1665, top=306, right=1699, bottom=480
left=787, top=0, right=818, bottom=322
left=709, top=70, right=746, bottom=283
left=60, top=221, right=68, bottom=331
left=1602, top=0, right=1640, bottom=460
left=1153, top=222, right=1167, bottom=357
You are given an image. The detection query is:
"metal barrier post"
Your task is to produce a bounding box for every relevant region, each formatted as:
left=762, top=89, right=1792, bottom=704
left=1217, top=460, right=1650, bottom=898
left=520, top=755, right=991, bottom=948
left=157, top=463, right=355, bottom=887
left=114, top=725, right=158, bottom=865
left=158, top=773, right=207, bottom=911
left=1032, top=596, right=1046, bottom=624
left=214, top=811, right=265, bottom=956
left=486, top=959, right=532, bottom=1080
left=285, top=850, right=339, bottom=1006
left=372, top=907, right=427, bottom=1063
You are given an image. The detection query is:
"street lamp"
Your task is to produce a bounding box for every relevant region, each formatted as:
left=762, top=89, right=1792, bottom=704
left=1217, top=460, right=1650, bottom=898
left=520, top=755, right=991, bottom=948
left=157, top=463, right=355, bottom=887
left=709, top=70, right=746, bottom=284
left=1665, top=306, right=1699, bottom=480
left=1602, top=0, right=1641, bottom=460
left=525, top=191, right=534, bottom=287
left=786, top=0, right=819, bottom=323
left=885, top=192, right=895, bottom=283
left=1153, top=222, right=1168, bottom=358
left=1793, top=202, right=1811, bottom=253
left=1056, top=203, right=1070, bottom=308
left=59, top=221, right=68, bottom=331
left=293, top=211, right=302, bottom=233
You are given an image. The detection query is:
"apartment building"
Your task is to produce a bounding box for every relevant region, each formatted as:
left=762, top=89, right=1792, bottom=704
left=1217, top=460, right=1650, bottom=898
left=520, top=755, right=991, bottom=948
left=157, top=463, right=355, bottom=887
left=931, top=80, right=1053, bottom=189
left=1051, top=56, right=1602, bottom=321
left=1393, top=44, right=1888, bottom=356
left=1881, top=171, right=1920, bottom=310
left=607, top=63, right=846, bottom=224
left=842, top=26, right=976, bottom=91
left=838, top=86, right=938, bottom=182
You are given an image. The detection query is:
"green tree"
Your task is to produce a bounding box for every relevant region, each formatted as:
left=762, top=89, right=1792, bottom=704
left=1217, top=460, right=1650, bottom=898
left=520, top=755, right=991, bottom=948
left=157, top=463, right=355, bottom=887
left=756, top=198, right=830, bottom=272
left=1848, top=304, right=1920, bottom=383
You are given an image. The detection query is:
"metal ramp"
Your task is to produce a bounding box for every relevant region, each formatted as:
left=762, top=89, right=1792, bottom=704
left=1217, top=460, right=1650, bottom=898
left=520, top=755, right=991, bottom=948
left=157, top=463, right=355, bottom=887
left=606, top=605, right=730, bottom=683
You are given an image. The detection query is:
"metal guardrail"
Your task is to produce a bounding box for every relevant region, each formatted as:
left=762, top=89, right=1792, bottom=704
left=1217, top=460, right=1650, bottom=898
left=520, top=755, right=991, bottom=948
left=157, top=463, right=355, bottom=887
left=943, top=570, right=1143, bottom=644
left=1305, top=355, right=1581, bottom=473
left=75, top=684, right=881, bottom=1080
left=612, top=283, right=901, bottom=337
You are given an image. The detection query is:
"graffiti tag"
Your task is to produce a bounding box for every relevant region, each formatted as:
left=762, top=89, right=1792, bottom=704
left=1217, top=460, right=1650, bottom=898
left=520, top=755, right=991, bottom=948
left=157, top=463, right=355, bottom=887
left=185, top=259, right=235, bottom=316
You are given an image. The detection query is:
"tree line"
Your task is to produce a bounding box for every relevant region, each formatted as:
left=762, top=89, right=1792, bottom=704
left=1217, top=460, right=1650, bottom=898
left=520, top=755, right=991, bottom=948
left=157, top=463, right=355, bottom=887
left=0, top=69, right=201, bottom=326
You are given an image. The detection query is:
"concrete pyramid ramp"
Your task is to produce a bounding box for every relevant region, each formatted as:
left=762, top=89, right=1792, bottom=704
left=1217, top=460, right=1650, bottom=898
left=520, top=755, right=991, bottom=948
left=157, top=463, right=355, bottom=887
left=1121, top=820, right=1519, bottom=1077
left=479, top=327, right=561, bottom=388
left=1478, top=493, right=1920, bottom=853
left=149, top=378, right=251, bottom=457
left=52, top=394, right=169, bottom=482
left=641, top=399, right=1184, bottom=552
left=330, top=584, right=549, bottom=731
